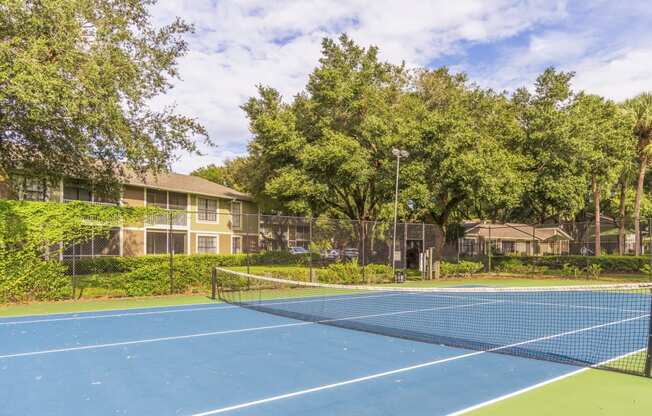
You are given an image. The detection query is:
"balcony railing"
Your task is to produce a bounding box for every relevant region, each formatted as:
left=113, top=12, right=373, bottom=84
left=63, top=198, right=119, bottom=206
left=146, top=211, right=187, bottom=227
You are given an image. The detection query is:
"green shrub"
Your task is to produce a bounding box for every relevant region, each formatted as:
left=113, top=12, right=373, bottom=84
left=561, top=263, right=581, bottom=278
left=585, top=263, right=602, bottom=279
left=491, top=255, right=646, bottom=273
left=494, top=258, right=548, bottom=275
left=440, top=261, right=483, bottom=277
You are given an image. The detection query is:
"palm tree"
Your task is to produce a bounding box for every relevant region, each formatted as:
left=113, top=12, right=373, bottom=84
left=622, top=93, right=652, bottom=255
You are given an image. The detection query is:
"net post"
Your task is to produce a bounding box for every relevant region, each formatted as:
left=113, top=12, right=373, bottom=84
left=645, top=294, right=652, bottom=377
left=487, top=225, right=492, bottom=273
left=211, top=267, right=217, bottom=300
left=648, top=218, right=652, bottom=281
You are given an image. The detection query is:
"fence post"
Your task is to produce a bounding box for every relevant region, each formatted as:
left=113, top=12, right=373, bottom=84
left=422, top=223, right=427, bottom=280
left=71, top=243, right=77, bottom=300
left=245, top=213, right=250, bottom=275
left=361, top=221, right=366, bottom=283
left=403, top=221, right=408, bottom=271
left=532, top=225, right=536, bottom=256
left=487, top=226, right=492, bottom=273
left=169, top=212, right=174, bottom=294
left=308, top=217, right=314, bottom=282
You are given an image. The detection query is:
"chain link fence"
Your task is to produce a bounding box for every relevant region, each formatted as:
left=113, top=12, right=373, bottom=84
left=56, top=212, right=441, bottom=300
left=49, top=214, right=652, bottom=301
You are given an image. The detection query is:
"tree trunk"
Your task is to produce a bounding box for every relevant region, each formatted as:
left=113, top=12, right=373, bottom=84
left=432, top=222, right=446, bottom=262
left=618, top=177, right=627, bottom=255
left=431, top=223, right=447, bottom=280
left=592, top=175, right=601, bottom=256
left=634, top=155, right=648, bottom=256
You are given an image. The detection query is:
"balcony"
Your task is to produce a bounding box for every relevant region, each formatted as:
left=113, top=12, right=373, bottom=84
left=63, top=198, right=119, bottom=206
left=146, top=211, right=187, bottom=227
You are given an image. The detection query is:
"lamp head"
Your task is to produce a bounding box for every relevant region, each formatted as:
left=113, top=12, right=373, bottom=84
left=392, top=148, right=409, bottom=158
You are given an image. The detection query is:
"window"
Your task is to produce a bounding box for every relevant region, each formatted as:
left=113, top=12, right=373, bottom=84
left=146, top=231, right=168, bottom=255
left=146, top=190, right=187, bottom=226
left=147, top=189, right=167, bottom=208
left=502, top=241, right=516, bottom=254
left=62, top=179, right=119, bottom=205
left=197, top=236, right=217, bottom=254
left=462, top=238, right=475, bottom=255
left=12, top=175, right=49, bottom=201
left=198, top=198, right=218, bottom=222
left=232, top=235, right=242, bottom=254
left=168, top=192, right=187, bottom=226
left=168, top=192, right=187, bottom=210
left=170, top=232, right=186, bottom=254
left=231, top=201, right=242, bottom=228
left=63, top=180, right=92, bottom=202
left=146, top=231, right=186, bottom=255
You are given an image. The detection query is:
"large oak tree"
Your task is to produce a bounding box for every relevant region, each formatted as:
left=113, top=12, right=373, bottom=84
left=0, top=0, right=208, bottom=192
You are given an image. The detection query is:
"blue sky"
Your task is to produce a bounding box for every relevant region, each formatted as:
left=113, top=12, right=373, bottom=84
left=148, top=0, right=652, bottom=173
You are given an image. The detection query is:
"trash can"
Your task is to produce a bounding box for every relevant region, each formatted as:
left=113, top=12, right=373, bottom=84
left=394, top=270, right=405, bottom=283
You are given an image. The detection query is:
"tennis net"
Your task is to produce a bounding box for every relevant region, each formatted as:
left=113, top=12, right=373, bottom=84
left=213, top=268, right=652, bottom=377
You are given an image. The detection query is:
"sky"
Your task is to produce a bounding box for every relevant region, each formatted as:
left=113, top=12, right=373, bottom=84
left=148, top=0, right=652, bottom=174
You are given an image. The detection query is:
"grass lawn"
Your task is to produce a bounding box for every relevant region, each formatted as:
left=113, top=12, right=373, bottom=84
left=0, top=294, right=216, bottom=317
left=469, top=367, right=652, bottom=415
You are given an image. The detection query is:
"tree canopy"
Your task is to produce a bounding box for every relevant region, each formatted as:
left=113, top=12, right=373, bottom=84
left=0, top=0, right=208, bottom=193
left=241, top=35, right=409, bottom=219
left=191, top=35, right=651, bottom=257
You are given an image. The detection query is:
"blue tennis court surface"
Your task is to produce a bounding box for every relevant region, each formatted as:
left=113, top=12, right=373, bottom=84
left=0, top=290, right=649, bottom=415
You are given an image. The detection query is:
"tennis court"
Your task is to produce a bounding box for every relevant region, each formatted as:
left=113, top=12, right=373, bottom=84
left=0, top=272, right=650, bottom=415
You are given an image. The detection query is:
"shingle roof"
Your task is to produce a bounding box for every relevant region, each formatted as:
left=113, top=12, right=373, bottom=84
left=123, top=170, right=254, bottom=201
left=464, top=222, right=572, bottom=241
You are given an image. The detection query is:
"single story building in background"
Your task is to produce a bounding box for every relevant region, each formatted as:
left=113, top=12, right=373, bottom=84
left=460, top=221, right=573, bottom=256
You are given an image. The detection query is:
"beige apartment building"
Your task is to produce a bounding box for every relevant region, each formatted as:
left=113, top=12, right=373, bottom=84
left=1, top=171, right=259, bottom=257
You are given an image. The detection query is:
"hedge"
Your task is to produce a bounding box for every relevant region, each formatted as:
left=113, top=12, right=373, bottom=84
left=489, top=255, right=649, bottom=273
left=0, top=251, right=309, bottom=303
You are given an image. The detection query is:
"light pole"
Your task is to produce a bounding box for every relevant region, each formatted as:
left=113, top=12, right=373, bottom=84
left=392, top=148, right=409, bottom=276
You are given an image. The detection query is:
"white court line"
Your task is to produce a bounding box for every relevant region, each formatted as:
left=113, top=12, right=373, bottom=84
left=0, top=322, right=312, bottom=359
left=446, top=347, right=647, bottom=416
left=0, top=300, right=498, bottom=359
left=0, top=305, right=238, bottom=326
left=188, top=313, right=650, bottom=415
left=0, top=293, right=404, bottom=326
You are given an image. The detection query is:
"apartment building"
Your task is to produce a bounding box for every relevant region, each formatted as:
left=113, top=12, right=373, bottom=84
left=1, top=171, right=259, bottom=257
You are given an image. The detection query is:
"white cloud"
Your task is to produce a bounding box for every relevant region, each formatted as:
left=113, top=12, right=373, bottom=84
left=573, top=49, right=652, bottom=101
left=145, top=0, right=651, bottom=173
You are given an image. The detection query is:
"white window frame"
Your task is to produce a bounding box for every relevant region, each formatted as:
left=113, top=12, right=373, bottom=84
left=196, top=234, right=219, bottom=254
left=197, top=197, right=219, bottom=224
